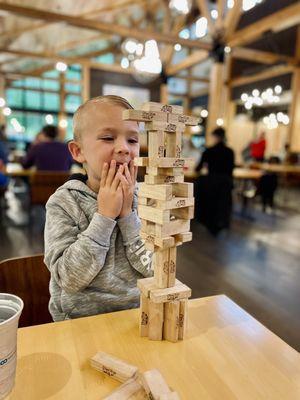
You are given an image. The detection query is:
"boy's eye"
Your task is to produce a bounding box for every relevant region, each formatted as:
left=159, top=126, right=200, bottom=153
left=100, top=137, right=114, bottom=141
left=129, top=139, right=138, bottom=144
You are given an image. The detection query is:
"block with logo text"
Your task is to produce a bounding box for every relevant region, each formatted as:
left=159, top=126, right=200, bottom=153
left=123, top=102, right=198, bottom=342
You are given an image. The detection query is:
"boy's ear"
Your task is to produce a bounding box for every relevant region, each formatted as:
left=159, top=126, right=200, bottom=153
left=68, top=140, right=86, bottom=164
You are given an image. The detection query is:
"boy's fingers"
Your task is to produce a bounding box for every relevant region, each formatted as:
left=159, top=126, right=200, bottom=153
left=106, top=160, right=116, bottom=186
left=111, top=165, right=123, bottom=191
left=100, top=162, right=108, bottom=187
left=124, top=163, right=132, bottom=184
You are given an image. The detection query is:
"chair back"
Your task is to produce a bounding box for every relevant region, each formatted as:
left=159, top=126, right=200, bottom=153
left=29, top=171, right=70, bottom=205
left=0, top=254, right=52, bottom=327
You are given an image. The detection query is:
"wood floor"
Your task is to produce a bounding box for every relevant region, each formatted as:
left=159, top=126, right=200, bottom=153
left=0, top=189, right=299, bottom=351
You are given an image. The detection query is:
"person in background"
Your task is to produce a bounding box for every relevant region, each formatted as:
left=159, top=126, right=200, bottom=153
left=250, top=131, right=266, bottom=162
left=195, top=128, right=235, bottom=236
left=0, top=125, right=9, bottom=189
left=22, top=125, right=73, bottom=171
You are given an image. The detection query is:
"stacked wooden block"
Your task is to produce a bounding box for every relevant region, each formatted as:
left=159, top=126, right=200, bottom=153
left=123, top=102, right=199, bottom=342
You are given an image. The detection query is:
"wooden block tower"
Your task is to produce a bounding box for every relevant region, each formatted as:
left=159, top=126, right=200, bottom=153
left=123, top=102, right=199, bottom=342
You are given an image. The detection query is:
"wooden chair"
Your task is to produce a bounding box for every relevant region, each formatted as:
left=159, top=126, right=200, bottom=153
left=29, top=171, right=70, bottom=206
left=0, top=254, right=52, bottom=327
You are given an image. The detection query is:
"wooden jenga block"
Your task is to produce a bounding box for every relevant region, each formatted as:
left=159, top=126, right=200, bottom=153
left=148, top=300, right=164, bottom=340
left=173, top=232, right=193, bottom=245
left=123, top=109, right=168, bottom=123
left=140, top=232, right=175, bottom=250
left=165, top=131, right=182, bottom=159
left=167, top=246, right=177, bottom=287
left=150, top=281, right=191, bottom=303
left=145, top=121, right=185, bottom=133
left=148, top=131, right=165, bottom=159
left=141, top=102, right=183, bottom=115
left=134, top=157, right=149, bottom=167
left=172, top=182, right=194, bottom=198
left=148, top=157, right=194, bottom=168
left=140, top=294, right=149, bottom=337
left=155, top=219, right=190, bottom=238
left=146, top=167, right=183, bottom=177
left=138, top=205, right=170, bottom=225
left=103, top=377, right=147, bottom=400
left=140, top=369, right=171, bottom=400
left=155, top=197, right=194, bottom=210
left=159, top=392, right=181, bottom=400
left=178, top=300, right=188, bottom=340
left=90, top=352, right=138, bottom=382
left=153, top=249, right=169, bottom=288
left=163, top=301, right=180, bottom=342
left=171, top=206, right=194, bottom=220
left=137, top=277, right=158, bottom=298
left=139, top=183, right=172, bottom=201
left=168, top=113, right=199, bottom=126
left=144, top=175, right=184, bottom=185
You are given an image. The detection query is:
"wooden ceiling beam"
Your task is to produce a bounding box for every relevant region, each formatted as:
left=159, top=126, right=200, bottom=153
left=229, top=64, right=294, bottom=87
left=2, top=71, right=81, bottom=83
left=0, top=2, right=212, bottom=50
left=232, top=47, right=297, bottom=66
left=162, top=14, right=188, bottom=67
left=227, top=3, right=300, bottom=47
left=196, top=0, right=215, bottom=36
left=0, top=0, right=146, bottom=42
left=223, top=0, right=242, bottom=40
left=166, top=51, right=209, bottom=76
left=0, top=48, right=134, bottom=75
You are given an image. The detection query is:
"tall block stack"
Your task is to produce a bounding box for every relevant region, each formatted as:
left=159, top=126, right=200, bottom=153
left=123, top=102, right=199, bottom=342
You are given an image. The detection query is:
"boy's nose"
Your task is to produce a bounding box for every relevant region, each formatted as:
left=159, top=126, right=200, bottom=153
left=115, top=140, right=130, bottom=155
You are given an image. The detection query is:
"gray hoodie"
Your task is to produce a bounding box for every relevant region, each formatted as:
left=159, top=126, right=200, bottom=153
left=44, top=176, right=152, bottom=321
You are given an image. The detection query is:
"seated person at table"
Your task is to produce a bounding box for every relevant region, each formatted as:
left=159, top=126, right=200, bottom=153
left=0, top=125, right=9, bottom=188
left=44, top=95, right=153, bottom=321
left=22, top=125, right=73, bottom=171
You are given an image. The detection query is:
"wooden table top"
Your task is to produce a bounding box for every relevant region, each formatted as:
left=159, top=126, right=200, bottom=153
left=8, top=295, right=300, bottom=399
left=184, top=167, right=263, bottom=181
left=249, top=163, right=300, bottom=174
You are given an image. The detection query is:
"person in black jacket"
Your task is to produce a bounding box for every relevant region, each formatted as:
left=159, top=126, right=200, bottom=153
left=195, top=128, right=235, bottom=235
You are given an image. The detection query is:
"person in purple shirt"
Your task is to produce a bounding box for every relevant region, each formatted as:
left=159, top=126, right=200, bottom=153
left=22, top=125, right=73, bottom=171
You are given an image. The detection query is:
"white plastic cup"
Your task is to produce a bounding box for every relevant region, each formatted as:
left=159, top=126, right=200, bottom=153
left=0, top=294, right=24, bottom=399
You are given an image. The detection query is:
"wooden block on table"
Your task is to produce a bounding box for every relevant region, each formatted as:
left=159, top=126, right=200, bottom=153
left=140, top=369, right=171, bottom=400
left=172, top=182, right=194, bottom=198
left=150, top=280, right=191, bottom=303
left=123, top=109, right=168, bottom=123
left=159, top=392, right=181, bottom=400
left=145, top=121, right=185, bottom=133
left=155, top=219, right=190, bottom=238
left=139, top=183, right=172, bottom=201
left=178, top=300, right=188, bottom=340
left=163, top=301, right=180, bottom=343
left=90, top=352, right=138, bottom=382
left=146, top=167, right=183, bottom=177
left=148, top=300, right=164, bottom=341
left=171, top=206, right=194, bottom=220
left=144, top=175, right=184, bottom=185
left=156, top=197, right=194, bottom=210
left=168, top=113, right=199, bottom=126
left=138, top=204, right=170, bottom=225
left=141, top=102, right=183, bottom=115
left=148, top=131, right=165, bottom=159
left=103, top=377, right=147, bottom=400
left=148, top=157, right=194, bottom=168
left=140, top=294, right=149, bottom=337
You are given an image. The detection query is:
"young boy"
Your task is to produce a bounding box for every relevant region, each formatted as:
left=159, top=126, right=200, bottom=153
left=44, top=95, right=153, bottom=321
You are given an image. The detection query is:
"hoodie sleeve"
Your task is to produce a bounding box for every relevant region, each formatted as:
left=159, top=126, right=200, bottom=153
left=44, top=192, right=116, bottom=293
left=117, top=188, right=153, bottom=278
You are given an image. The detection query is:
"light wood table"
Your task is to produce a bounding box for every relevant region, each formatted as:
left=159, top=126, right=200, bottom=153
left=184, top=168, right=263, bottom=181
left=8, top=295, right=300, bottom=399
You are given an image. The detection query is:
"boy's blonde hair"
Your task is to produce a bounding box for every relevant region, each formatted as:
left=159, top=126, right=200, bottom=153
left=73, top=95, right=134, bottom=141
